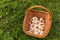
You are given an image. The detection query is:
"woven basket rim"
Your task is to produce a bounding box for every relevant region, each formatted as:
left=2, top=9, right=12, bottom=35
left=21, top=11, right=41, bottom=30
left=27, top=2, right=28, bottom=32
left=23, top=6, right=52, bottom=38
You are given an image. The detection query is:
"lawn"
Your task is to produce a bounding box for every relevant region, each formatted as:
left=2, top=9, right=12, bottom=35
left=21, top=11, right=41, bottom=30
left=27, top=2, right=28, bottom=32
left=0, top=0, right=60, bottom=40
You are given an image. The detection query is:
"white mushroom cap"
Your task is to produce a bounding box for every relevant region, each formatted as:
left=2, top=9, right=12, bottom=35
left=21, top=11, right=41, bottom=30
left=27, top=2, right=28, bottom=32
left=31, top=17, right=38, bottom=23
left=32, top=17, right=38, bottom=21
left=40, top=18, right=44, bottom=23
left=40, top=23, right=44, bottom=27
left=38, top=23, right=44, bottom=30
left=34, top=29, right=40, bottom=35
left=29, top=23, right=35, bottom=30
left=38, top=26, right=44, bottom=30
left=40, top=18, right=43, bottom=20
left=39, top=30, right=44, bottom=36
left=34, top=24, right=38, bottom=29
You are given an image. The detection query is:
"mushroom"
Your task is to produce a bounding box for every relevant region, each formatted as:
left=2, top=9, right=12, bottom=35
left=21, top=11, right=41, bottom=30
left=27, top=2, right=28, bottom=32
left=31, top=17, right=38, bottom=23
left=39, top=30, right=44, bottom=36
left=40, top=18, right=44, bottom=23
left=28, top=17, right=44, bottom=36
left=33, top=29, right=40, bottom=35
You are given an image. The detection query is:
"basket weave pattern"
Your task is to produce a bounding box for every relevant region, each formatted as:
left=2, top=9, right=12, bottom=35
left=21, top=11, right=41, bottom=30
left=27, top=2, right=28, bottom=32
left=23, top=6, right=52, bottom=38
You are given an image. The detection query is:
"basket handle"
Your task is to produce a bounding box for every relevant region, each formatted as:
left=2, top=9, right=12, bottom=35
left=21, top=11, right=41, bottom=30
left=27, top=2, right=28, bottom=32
left=27, top=6, right=50, bottom=13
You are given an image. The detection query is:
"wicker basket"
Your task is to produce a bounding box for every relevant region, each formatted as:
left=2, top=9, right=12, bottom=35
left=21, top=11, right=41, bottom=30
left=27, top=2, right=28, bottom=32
left=23, top=6, right=52, bottom=38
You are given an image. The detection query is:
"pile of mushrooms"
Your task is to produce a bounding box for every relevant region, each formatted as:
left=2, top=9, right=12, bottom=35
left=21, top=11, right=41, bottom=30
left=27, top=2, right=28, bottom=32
left=28, top=17, right=44, bottom=36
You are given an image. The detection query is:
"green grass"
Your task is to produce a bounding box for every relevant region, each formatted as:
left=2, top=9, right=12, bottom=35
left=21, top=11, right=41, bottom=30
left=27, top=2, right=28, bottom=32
left=0, top=0, right=60, bottom=40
